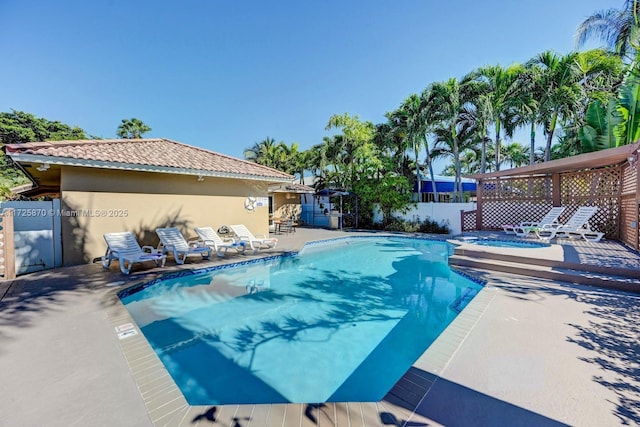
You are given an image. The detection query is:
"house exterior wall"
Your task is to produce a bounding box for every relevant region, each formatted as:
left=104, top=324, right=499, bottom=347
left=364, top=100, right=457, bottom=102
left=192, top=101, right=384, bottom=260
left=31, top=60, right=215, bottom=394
left=272, top=193, right=302, bottom=220
left=59, top=167, right=270, bottom=265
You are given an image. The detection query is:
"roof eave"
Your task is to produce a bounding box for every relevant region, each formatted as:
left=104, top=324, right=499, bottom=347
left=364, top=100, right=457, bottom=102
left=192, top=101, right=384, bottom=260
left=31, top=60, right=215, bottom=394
left=7, top=153, right=293, bottom=183
left=465, top=142, right=640, bottom=180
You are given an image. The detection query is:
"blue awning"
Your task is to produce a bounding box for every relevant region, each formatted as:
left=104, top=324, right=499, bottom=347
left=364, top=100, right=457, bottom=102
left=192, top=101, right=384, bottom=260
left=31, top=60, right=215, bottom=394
left=414, top=180, right=477, bottom=193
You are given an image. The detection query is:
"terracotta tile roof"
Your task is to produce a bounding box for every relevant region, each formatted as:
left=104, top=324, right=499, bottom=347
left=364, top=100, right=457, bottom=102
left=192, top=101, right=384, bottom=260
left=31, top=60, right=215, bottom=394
left=5, top=138, right=293, bottom=181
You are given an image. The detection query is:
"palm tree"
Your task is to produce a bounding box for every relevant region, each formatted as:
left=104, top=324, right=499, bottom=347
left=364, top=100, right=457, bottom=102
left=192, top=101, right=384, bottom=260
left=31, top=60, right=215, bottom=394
left=387, top=93, right=439, bottom=201
left=372, top=123, right=415, bottom=189
left=440, top=148, right=482, bottom=175
left=418, top=87, right=441, bottom=201
left=576, top=0, right=640, bottom=60
left=509, top=65, right=543, bottom=165
left=502, top=143, right=530, bottom=168
left=469, top=93, right=493, bottom=173
left=573, top=49, right=625, bottom=104
left=325, top=113, right=375, bottom=190
left=116, top=118, right=151, bottom=139
left=429, top=76, right=477, bottom=202
left=474, top=65, right=521, bottom=171
left=243, top=137, right=282, bottom=169
left=527, top=51, right=584, bottom=162
left=277, top=141, right=304, bottom=179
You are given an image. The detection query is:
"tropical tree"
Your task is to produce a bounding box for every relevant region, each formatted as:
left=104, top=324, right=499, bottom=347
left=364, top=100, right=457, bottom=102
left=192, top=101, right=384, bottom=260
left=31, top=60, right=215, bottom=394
left=574, top=49, right=625, bottom=104
left=417, top=88, right=442, bottom=201
left=387, top=95, right=422, bottom=198
left=116, top=118, right=151, bottom=139
left=579, top=65, right=640, bottom=151
left=0, top=110, right=88, bottom=191
left=429, top=76, right=478, bottom=202
left=325, top=113, right=376, bottom=188
left=527, top=51, right=584, bottom=162
left=502, top=142, right=530, bottom=168
left=243, top=137, right=282, bottom=169
left=509, top=65, right=543, bottom=165
left=0, top=110, right=87, bottom=144
left=473, top=64, right=521, bottom=171
left=440, top=148, right=482, bottom=175
left=386, top=93, right=441, bottom=201
left=468, top=92, right=493, bottom=172
left=578, top=99, right=624, bottom=152
left=277, top=141, right=305, bottom=179
left=576, top=0, right=640, bottom=60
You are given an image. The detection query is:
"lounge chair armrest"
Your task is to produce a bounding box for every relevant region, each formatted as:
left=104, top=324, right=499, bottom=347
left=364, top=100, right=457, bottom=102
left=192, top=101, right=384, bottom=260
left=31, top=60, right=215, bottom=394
left=141, top=245, right=157, bottom=253
left=187, top=238, right=204, bottom=248
left=539, top=223, right=561, bottom=230
left=520, top=221, right=538, bottom=227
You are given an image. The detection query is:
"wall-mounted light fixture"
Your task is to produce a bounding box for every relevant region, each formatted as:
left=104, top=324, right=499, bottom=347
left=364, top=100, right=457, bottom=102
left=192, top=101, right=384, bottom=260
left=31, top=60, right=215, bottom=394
left=36, top=163, right=50, bottom=172
left=628, top=154, right=638, bottom=165
left=197, top=175, right=205, bottom=182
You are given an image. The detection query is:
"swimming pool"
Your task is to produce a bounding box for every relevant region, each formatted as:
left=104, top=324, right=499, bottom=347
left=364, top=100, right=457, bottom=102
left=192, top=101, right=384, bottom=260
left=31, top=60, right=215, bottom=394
left=471, top=238, right=549, bottom=248
left=119, top=237, right=483, bottom=405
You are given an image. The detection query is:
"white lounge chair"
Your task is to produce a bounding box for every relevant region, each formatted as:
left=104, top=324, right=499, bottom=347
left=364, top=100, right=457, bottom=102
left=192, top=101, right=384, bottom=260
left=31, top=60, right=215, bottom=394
left=156, top=227, right=212, bottom=264
left=102, top=232, right=166, bottom=274
left=503, top=206, right=566, bottom=237
left=229, top=224, right=278, bottom=252
left=194, top=226, right=246, bottom=257
left=535, top=206, right=604, bottom=242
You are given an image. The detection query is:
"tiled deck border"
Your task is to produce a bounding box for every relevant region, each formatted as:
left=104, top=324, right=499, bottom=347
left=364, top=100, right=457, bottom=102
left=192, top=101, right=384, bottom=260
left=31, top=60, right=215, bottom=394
left=104, top=237, right=496, bottom=426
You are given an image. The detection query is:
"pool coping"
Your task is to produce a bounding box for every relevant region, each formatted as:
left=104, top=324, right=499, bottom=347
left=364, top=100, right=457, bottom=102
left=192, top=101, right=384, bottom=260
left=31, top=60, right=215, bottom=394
left=104, top=235, right=496, bottom=426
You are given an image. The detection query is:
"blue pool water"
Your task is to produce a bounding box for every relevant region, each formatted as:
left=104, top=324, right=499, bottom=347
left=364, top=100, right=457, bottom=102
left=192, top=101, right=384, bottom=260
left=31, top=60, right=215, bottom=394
left=472, top=239, right=549, bottom=248
left=120, top=237, right=483, bottom=405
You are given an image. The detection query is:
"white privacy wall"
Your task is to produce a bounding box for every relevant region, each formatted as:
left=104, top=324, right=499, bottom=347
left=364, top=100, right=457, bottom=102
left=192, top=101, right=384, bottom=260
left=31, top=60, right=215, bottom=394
left=373, top=202, right=476, bottom=235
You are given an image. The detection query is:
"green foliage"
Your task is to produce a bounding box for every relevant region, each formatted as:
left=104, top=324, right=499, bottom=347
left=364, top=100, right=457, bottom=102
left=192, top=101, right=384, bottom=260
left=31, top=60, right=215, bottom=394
left=417, top=217, right=451, bottom=233
left=116, top=118, right=151, bottom=139
left=355, top=164, right=414, bottom=226
left=616, top=66, right=640, bottom=144
left=243, top=137, right=304, bottom=180
left=579, top=99, right=625, bottom=151
left=0, top=110, right=87, bottom=144
left=0, top=110, right=87, bottom=195
left=378, top=216, right=450, bottom=234
left=578, top=65, right=640, bottom=152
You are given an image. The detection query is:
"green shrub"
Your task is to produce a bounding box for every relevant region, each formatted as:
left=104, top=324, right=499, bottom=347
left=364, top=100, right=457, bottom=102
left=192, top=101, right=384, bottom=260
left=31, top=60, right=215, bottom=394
left=417, top=217, right=450, bottom=234
left=381, top=216, right=450, bottom=234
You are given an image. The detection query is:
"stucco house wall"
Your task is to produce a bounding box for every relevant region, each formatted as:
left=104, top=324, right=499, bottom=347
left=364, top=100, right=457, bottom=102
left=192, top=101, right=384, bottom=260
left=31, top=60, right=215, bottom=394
left=272, top=193, right=303, bottom=220
left=59, top=167, right=270, bottom=265
left=5, top=138, right=294, bottom=267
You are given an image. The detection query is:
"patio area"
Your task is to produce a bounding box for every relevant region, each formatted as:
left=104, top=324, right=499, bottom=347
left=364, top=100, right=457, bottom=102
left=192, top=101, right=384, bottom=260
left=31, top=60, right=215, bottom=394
left=1, top=227, right=639, bottom=426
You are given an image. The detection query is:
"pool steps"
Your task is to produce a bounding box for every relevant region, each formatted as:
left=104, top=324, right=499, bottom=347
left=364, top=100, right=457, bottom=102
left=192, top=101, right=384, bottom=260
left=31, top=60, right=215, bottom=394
left=449, top=247, right=640, bottom=294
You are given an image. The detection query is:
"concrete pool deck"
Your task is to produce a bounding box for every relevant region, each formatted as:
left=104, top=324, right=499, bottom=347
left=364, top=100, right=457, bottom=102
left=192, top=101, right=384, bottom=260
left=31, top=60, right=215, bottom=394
left=1, top=228, right=639, bottom=426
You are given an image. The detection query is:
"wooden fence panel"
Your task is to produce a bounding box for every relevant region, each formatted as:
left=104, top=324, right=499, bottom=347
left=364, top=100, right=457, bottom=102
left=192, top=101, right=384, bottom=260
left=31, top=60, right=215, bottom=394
left=0, top=209, right=16, bottom=280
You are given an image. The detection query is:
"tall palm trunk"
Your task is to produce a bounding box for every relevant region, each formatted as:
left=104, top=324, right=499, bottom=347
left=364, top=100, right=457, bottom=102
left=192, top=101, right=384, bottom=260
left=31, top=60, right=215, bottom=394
left=544, top=113, right=558, bottom=161
left=494, top=120, right=502, bottom=171
left=451, top=123, right=462, bottom=202
left=424, top=136, right=439, bottom=202
left=414, top=141, right=421, bottom=201
left=480, top=132, right=488, bottom=174
left=530, top=122, right=536, bottom=165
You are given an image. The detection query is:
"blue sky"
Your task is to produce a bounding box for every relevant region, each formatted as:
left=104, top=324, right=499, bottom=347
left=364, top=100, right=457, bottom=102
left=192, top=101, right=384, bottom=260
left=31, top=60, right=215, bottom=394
left=0, top=0, right=622, bottom=172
